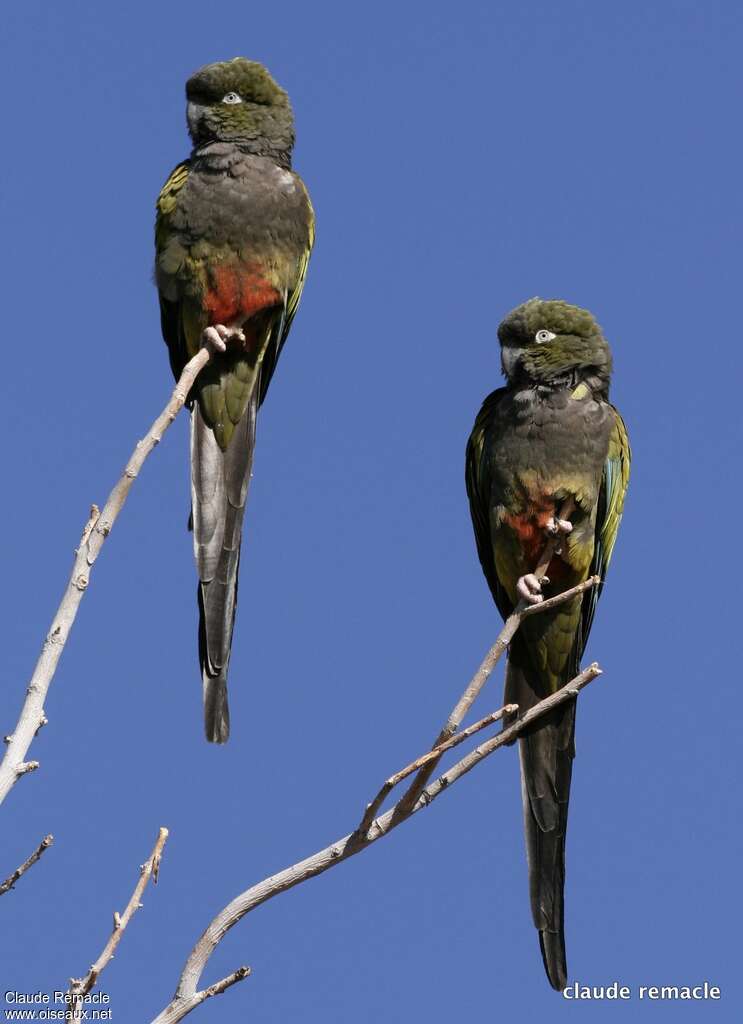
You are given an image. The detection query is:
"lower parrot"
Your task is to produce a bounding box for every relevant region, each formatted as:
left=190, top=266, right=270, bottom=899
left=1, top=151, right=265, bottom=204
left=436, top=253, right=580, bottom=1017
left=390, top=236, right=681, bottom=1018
left=155, top=58, right=314, bottom=742
left=465, top=298, right=630, bottom=989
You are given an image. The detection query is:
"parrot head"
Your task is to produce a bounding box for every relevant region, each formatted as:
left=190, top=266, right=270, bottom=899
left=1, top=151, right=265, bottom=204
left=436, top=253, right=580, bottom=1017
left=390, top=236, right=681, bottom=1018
left=498, top=298, right=612, bottom=393
left=186, top=58, right=295, bottom=161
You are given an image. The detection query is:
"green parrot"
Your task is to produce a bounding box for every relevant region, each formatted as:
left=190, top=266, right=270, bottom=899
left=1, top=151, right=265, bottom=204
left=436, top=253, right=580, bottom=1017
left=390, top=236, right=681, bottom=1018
left=465, top=298, right=630, bottom=989
left=155, top=58, right=314, bottom=743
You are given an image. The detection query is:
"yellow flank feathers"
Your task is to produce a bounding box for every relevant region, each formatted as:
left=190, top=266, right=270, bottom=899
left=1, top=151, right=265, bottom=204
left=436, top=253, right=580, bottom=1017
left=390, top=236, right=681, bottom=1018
left=155, top=162, right=190, bottom=254
left=286, top=193, right=314, bottom=327
left=157, top=162, right=190, bottom=216
left=600, top=411, right=632, bottom=571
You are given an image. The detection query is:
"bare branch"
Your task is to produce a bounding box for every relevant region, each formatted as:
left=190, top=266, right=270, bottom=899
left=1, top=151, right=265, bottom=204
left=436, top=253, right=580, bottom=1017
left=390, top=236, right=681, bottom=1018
left=532, top=495, right=576, bottom=578
left=396, top=570, right=599, bottom=814
left=154, top=966, right=252, bottom=1022
left=150, top=664, right=601, bottom=1024
left=0, top=350, right=210, bottom=808
left=0, top=834, right=54, bottom=896
left=68, top=827, right=169, bottom=1011
left=0, top=339, right=607, bottom=1024
left=394, top=496, right=587, bottom=815
left=357, top=702, right=518, bottom=836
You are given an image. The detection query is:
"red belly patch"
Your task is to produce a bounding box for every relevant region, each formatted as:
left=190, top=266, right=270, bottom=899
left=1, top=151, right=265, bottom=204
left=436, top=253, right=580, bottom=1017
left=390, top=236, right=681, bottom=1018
left=203, top=263, right=281, bottom=327
left=503, top=506, right=572, bottom=584
left=503, top=511, right=550, bottom=566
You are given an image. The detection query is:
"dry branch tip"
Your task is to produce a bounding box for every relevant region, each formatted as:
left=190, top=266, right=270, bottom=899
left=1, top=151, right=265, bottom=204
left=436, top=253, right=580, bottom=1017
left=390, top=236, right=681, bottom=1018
left=0, top=350, right=210, bottom=809
left=67, top=826, right=169, bottom=1003
left=0, top=833, right=54, bottom=897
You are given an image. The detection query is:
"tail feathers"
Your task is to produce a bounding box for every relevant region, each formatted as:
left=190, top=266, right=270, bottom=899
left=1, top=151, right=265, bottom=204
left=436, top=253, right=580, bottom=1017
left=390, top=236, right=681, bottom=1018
left=191, top=393, right=257, bottom=743
left=507, top=658, right=576, bottom=991
left=540, top=928, right=568, bottom=992
left=202, top=671, right=230, bottom=744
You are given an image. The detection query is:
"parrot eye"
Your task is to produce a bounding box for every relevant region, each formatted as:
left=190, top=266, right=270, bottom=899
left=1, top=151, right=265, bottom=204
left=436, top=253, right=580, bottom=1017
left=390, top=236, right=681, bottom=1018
left=535, top=329, right=556, bottom=344
left=221, top=92, right=243, bottom=105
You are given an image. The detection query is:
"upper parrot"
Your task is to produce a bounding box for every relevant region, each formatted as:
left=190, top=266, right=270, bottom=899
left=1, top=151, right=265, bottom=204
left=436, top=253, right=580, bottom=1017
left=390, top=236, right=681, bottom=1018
left=155, top=58, right=314, bottom=743
left=465, top=298, right=630, bottom=990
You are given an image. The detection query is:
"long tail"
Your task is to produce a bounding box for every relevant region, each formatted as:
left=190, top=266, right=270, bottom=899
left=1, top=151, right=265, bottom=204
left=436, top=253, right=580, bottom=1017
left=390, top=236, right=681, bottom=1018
left=190, top=392, right=257, bottom=743
left=505, top=657, right=576, bottom=990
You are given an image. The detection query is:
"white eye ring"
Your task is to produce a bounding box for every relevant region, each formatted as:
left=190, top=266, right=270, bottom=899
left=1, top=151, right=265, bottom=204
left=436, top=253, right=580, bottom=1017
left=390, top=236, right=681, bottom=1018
left=222, top=92, right=243, bottom=105
left=535, top=329, right=556, bottom=344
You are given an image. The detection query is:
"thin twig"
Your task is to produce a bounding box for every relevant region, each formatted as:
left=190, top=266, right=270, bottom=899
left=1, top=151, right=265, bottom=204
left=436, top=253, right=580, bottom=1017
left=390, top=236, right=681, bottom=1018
left=0, top=834, right=54, bottom=896
left=68, top=827, right=169, bottom=1012
left=150, top=664, right=601, bottom=1024
left=394, top=497, right=584, bottom=815
left=357, top=702, right=519, bottom=836
left=533, top=495, right=576, bottom=578
left=0, top=350, right=210, bottom=808
left=190, top=967, right=252, bottom=1008
left=395, top=567, right=599, bottom=815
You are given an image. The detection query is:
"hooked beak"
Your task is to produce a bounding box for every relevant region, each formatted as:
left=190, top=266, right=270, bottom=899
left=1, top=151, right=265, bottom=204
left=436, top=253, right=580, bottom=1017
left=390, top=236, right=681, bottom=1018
left=186, top=101, right=206, bottom=141
left=500, top=344, right=522, bottom=380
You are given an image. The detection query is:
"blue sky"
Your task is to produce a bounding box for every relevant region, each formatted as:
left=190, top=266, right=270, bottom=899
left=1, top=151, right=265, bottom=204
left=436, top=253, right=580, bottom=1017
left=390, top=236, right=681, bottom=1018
left=1, top=0, right=740, bottom=1020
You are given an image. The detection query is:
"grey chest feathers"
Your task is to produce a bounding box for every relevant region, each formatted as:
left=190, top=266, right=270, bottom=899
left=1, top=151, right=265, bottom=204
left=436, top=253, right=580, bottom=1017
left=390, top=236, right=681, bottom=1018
left=173, top=148, right=309, bottom=251
left=487, top=384, right=614, bottom=505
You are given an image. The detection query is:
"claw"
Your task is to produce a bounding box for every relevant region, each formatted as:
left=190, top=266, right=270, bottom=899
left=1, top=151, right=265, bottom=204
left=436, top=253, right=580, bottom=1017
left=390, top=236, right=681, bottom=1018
left=546, top=516, right=573, bottom=536
left=517, top=573, right=544, bottom=604
left=201, top=323, right=246, bottom=354
left=215, top=323, right=246, bottom=344
left=201, top=326, right=227, bottom=353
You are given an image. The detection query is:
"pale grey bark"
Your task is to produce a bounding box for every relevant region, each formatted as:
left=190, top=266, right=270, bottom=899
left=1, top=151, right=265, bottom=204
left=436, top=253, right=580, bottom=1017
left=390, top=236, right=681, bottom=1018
left=151, top=665, right=601, bottom=1024
left=0, top=350, right=210, bottom=807
left=0, top=834, right=54, bottom=896
left=396, top=497, right=586, bottom=814
left=68, top=828, right=169, bottom=1014
left=0, top=345, right=608, bottom=1023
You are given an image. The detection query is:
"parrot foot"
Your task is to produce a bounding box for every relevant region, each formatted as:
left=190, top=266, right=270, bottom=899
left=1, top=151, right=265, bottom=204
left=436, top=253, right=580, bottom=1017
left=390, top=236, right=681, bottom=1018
left=546, top=516, right=573, bottom=536
left=201, top=324, right=246, bottom=354
left=517, top=573, right=545, bottom=604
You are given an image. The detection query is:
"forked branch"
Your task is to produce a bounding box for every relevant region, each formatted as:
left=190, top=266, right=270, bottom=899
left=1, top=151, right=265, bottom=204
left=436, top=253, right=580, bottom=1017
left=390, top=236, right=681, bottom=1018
left=151, top=664, right=602, bottom=1024
left=149, top=489, right=603, bottom=1022
left=1, top=350, right=608, bottom=1021
left=395, top=496, right=590, bottom=814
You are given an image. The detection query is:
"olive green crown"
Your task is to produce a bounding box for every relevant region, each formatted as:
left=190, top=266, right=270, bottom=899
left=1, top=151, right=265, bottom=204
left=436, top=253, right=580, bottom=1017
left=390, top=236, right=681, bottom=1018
left=498, top=298, right=600, bottom=345
left=498, top=298, right=612, bottom=390
left=186, top=58, right=295, bottom=162
left=186, top=58, right=290, bottom=108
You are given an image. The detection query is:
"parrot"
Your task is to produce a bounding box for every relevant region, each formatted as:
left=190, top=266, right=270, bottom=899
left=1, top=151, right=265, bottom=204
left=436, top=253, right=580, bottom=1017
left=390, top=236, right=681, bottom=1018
left=155, top=58, right=314, bottom=743
left=465, top=298, right=630, bottom=990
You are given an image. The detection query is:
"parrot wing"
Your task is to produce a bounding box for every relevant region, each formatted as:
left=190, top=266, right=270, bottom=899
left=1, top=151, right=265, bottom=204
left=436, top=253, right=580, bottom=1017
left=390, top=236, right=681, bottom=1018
left=258, top=191, right=315, bottom=405
left=577, top=406, right=631, bottom=656
left=155, top=161, right=192, bottom=382
left=465, top=387, right=513, bottom=622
